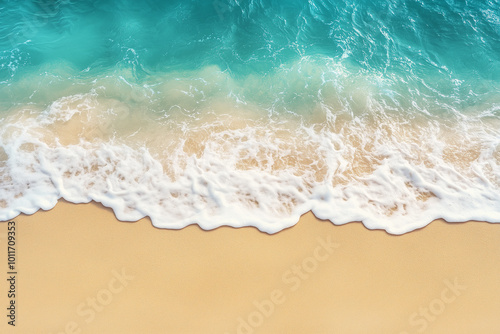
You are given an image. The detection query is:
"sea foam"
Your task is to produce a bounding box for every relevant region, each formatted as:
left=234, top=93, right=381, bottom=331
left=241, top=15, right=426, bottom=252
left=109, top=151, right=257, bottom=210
left=0, top=66, right=499, bottom=234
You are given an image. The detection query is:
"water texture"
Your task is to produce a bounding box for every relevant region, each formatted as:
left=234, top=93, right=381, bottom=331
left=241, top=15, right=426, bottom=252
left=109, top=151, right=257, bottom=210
left=0, top=0, right=499, bottom=233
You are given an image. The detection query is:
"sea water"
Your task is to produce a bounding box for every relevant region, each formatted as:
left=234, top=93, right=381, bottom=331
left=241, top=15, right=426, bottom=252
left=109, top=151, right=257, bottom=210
left=0, top=0, right=499, bottom=234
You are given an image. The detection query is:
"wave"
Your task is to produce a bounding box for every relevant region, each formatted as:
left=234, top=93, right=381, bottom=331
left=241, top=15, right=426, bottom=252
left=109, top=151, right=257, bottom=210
left=1, top=0, right=499, bottom=233
left=1, top=62, right=499, bottom=234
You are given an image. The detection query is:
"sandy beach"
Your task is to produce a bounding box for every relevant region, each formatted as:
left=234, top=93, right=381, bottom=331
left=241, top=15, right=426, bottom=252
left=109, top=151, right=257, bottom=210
left=1, top=1, right=499, bottom=333
left=0, top=200, right=499, bottom=333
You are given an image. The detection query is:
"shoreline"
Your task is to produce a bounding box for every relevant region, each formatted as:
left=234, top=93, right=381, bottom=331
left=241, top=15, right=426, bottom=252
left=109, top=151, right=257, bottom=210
left=1, top=200, right=500, bottom=333
left=4, top=198, right=499, bottom=236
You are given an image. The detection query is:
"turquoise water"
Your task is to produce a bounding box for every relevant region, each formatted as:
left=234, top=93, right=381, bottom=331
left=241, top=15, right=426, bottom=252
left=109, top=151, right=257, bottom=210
left=0, top=0, right=499, bottom=233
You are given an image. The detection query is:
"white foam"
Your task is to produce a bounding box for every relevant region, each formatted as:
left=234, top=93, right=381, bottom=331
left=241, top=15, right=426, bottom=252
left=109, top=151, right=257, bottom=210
left=1, top=87, right=499, bottom=234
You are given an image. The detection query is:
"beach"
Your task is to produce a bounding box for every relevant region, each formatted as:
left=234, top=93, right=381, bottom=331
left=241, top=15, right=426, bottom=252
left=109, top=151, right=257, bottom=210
left=1, top=201, right=499, bottom=333
left=1, top=1, right=500, bottom=332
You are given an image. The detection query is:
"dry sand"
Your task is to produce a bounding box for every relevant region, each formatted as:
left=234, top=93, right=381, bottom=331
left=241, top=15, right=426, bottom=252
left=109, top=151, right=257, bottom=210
left=1, top=200, right=499, bottom=333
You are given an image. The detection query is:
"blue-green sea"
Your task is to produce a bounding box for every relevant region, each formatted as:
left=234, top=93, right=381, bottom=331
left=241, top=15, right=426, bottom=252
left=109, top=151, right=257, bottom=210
left=0, top=0, right=499, bottom=233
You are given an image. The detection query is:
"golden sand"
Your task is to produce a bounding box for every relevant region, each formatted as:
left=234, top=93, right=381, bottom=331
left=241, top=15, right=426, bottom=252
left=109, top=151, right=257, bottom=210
left=1, top=200, right=499, bottom=333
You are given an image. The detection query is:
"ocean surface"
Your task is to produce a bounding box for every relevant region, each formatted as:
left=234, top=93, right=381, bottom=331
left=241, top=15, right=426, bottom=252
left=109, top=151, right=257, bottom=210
left=0, top=0, right=499, bottom=234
